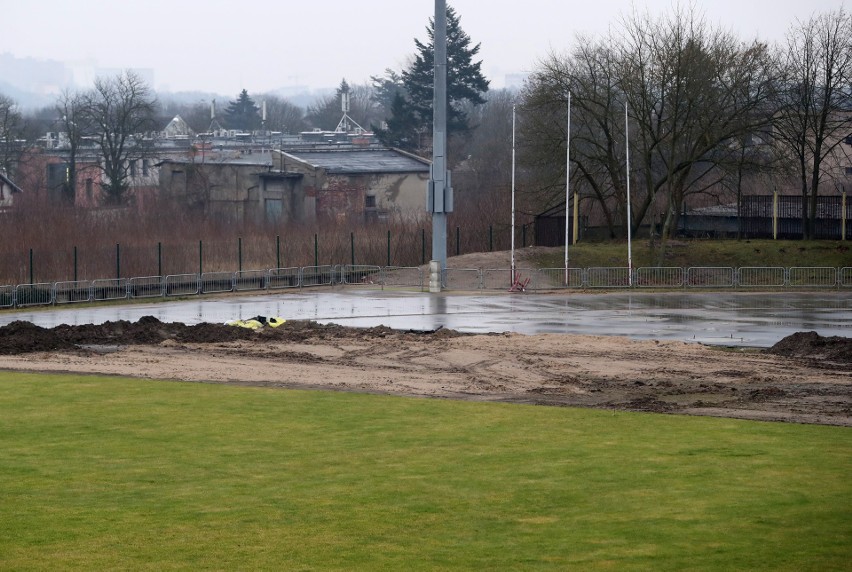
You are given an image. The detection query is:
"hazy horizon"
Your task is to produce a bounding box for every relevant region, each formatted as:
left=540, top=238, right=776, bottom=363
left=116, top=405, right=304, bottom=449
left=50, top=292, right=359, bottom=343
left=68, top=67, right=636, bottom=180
left=2, top=0, right=845, bottom=108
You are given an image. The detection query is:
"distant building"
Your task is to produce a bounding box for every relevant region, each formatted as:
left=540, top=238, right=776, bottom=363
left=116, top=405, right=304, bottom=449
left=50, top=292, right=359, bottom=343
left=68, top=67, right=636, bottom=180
left=0, top=171, right=23, bottom=210
left=158, top=147, right=430, bottom=224
left=276, top=147, right=429, bottom=221
left=162, top=115, right=195, bottom=139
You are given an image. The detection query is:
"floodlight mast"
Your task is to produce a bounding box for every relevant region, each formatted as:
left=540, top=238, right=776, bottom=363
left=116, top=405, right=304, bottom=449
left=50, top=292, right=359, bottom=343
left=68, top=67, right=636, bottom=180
left=428, top=0, right=452, bottom=290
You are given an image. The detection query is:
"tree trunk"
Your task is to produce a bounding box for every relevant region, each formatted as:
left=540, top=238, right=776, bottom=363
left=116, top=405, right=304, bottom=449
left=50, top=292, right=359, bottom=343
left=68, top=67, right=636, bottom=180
left=799, top=157, right=810, bottom=240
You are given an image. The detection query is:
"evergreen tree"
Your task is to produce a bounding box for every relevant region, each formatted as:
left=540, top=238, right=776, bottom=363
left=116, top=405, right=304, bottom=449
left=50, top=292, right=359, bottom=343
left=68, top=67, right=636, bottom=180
left=374, top=92, right=420, bottom=148
left=370, top=69, right=406, bottom=115
left=400, top=5, right=489, bottom=138
left=225, top=89, right=261, bottom=131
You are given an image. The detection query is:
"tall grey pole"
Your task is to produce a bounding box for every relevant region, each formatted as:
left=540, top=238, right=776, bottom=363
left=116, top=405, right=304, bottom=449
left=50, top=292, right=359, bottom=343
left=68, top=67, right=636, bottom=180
left=564, top=92, right=571, bottom=284
left=428, top=0, right=452, bottom=291
left=511, top=105, right=516, bottom=280
left=625, top=101, right=633, bottom=286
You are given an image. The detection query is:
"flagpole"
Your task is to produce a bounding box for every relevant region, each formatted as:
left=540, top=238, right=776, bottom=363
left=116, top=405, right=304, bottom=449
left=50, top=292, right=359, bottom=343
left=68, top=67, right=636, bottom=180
left=511, top=104, right=516, bottom=282
left=564, top=92, right=571, bottom=286
left=625, top=101, right=633, bottom=286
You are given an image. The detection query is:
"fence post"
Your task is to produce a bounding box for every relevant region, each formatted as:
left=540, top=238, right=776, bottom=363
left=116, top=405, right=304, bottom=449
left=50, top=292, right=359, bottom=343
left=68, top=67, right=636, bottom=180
left=199, top=240, right=203, bottom=275
left=116, top=243, right=120, bottom=279
left=158, top=242, right=162, bottom=277
left=773, top=188, right=778, bottom=240
left=29, top=248, right=33, bottom=285
left=421, top=228, right=425, bottom=265
left=843, top=188, right=847, bottom=241
left=73, top=246, right=78, bottom=282
left=276, top=235, right=281, bottom=269
left=314, top=233, right=318, bottom=267
left=387, top=230, right=391, bottom=267
left=351, top=232, right=355, bottom=266
left=238, top=237, right=243, bottom=272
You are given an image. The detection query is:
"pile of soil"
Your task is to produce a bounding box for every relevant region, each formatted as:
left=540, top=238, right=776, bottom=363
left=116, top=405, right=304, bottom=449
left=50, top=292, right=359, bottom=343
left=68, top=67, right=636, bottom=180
left=0, top=316, right=461, bottom=354
left=766, top=331, right=852, bottom=367
left=0, top=321, right=77, bottom=354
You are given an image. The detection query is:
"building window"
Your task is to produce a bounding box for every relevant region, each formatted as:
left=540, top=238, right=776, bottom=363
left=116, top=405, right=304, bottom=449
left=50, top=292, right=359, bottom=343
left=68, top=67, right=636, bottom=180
left=85, top=178, right=93, bottom=199
left=142, top=159, right=149, bottom=176
left=365, top=195, right=377, bottom=208
left=845, top=167, right=852, bottom=176
left=130, top=160, right=137, bottom=177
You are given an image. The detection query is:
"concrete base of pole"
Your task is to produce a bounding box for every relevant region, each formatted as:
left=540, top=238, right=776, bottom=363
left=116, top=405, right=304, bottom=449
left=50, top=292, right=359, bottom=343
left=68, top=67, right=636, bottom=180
left=429, top=260, right=442, bottom=292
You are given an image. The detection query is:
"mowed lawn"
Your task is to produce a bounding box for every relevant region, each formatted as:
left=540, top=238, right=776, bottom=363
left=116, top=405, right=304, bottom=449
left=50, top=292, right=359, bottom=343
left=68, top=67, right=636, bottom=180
left=0, top=372, right=849, bottom=571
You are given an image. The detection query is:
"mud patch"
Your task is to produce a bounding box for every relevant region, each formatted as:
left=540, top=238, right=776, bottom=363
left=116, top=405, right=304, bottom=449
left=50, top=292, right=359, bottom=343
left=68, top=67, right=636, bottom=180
left=0, top=319, right=848, bottom=426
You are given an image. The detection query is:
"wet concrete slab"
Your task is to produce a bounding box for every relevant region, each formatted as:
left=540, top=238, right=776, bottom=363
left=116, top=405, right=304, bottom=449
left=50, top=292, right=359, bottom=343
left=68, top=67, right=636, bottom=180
left=1, top=289, right=849, bottom=348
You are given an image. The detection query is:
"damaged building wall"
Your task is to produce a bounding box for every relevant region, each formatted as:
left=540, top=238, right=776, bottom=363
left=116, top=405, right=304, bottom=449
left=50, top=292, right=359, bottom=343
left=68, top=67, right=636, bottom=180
left=159, top=160, right=308, bottom=224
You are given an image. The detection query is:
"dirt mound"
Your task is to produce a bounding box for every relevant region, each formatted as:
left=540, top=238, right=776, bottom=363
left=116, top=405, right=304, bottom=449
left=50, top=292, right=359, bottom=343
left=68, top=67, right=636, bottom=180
left=0, top=321, right=77, bottom=354
left=0, top=317, right=464, bottom=355
left=766, top=331, right=852, bottom=365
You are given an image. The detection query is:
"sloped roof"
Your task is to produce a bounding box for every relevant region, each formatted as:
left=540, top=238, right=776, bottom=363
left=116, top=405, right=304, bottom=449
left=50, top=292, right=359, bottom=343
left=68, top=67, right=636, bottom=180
left=285, top=148, right=429, bottom=174
left=163, top=115, right=195, bottom=137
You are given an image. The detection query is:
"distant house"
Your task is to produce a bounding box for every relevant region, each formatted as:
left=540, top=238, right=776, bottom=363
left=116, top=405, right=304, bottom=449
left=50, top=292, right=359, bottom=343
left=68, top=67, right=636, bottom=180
left=276, top=147, right=430, bottom=220
left=0, top=171, right=23, bottom=209
left=158, top=147, right=431, bottom=223
left=157, top=151, right=305, bottom=223
left=163, top=115, right=194, bottom=139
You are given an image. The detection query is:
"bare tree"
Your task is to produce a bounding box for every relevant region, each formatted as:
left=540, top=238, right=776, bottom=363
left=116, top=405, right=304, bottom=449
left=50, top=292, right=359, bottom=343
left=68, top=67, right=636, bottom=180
left=56, top=89, right=88, bottom=203
left=0, top=93, right=24, bottom=177
left=521, top=6, right=776, bottom=242
left=80, top=70, right=158, bottom=205
left=259, top=94, right=308, bottom=134
left=448, top=89, right=519, bottom=239
left=619, top=8, right=777, bottom=240
left=772, top=7, right=852, bottom=239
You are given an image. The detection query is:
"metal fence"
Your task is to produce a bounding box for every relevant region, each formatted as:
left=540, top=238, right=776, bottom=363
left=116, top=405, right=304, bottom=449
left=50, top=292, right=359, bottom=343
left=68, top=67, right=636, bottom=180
left=686, top=267, right=736, bottom=288
left=1, top=265, right=849, bottom=309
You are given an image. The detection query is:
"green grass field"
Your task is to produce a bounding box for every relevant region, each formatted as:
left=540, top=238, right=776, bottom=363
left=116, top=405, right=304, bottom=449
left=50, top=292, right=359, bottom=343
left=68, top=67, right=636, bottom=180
left=1, top=372, right=849, bottom=570
left=530, top=239, right=852, bottom=269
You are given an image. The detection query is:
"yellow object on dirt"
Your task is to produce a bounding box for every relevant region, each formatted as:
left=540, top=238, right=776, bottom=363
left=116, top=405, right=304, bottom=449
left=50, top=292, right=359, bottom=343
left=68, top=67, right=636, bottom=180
left=225, top=316, right=286, bottom=330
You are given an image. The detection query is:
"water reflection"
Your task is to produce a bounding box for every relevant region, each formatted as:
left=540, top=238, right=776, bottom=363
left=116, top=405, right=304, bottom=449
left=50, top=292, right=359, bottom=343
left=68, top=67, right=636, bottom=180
left=1, top=290, right=849, bottom=347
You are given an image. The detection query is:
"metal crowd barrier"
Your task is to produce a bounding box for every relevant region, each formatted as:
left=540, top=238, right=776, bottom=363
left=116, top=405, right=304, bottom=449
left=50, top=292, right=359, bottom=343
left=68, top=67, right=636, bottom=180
left=2, top=265, right=849, bottom=309
left=686, top=267, right=735, bottom=288
left=0, top=284, right=14, bottom=308
left=342, top=265, right=382, bottom=285
left=586, top=267, right=632, bottom=288
left=738, top=267, right=786, bottom=288
left=444, top=268, right=481, bottom=290
left=130, top=276, right=164, bottom=298
left=55, top=280, right=92, bottom=304
left=537, top=268, right=584, bottom=289
left=235, top=270, right=267, bottom=292
left=14, top=283, right=53, bottom=307
left=93, top=278, right=128, bottom=301
left=165, top=274, right=199, bottom=296
left=300, top=265, right=334, bottom=287
left=788, top=267, right=837, bottom=287
left=268, top=267, right=301, bottom=289
left=200, top=272, right=234, bottom=294
left=636, top=267, right=684, bottom=288
left=381, top=266, right=423, bottom=288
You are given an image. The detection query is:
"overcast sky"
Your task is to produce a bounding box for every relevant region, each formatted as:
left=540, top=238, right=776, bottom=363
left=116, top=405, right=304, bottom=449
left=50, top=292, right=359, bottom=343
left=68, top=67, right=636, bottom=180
left=2, top=0, right=846, bottom=97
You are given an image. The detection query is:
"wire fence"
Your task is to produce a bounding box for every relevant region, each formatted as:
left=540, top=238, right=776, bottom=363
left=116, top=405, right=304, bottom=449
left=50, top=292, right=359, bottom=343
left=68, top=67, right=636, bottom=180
left=2, top=265, right=849, bottom=309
